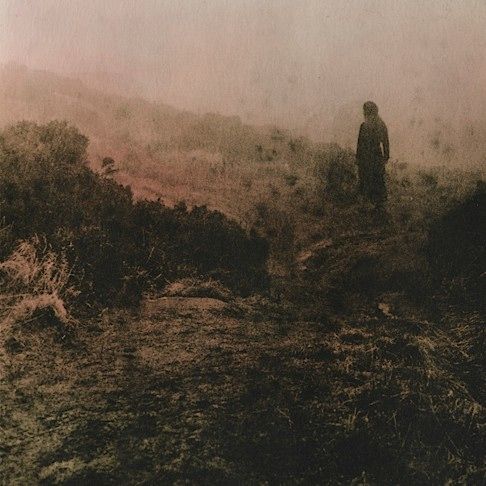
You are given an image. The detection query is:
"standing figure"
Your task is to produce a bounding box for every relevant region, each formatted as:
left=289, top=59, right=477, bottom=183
left=356, top=101, right=389, bottom=207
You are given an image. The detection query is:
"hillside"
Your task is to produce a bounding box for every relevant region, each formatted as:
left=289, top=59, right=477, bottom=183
left=3, top=64, right=486, bottom=178
left=0, top=64, right=290, bottom=195
left=0, top=67, right=485, bottom=484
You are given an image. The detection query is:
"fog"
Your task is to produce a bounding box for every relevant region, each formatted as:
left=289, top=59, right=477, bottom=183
left=1, top=0, right=486, bottom=164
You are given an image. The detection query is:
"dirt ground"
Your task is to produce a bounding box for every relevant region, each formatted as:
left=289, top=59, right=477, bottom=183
left=1, top=290, right=484, bottom=485
left=1, top=295, right=335, bottom=484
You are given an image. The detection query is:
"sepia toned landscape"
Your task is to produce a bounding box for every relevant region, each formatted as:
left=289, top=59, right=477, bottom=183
left=0, top=2, right=485, bottom=484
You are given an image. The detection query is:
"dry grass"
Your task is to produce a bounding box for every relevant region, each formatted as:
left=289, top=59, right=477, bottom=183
left=1, top=296, right=483, bottom=484
left=163, top=277, right=232, bottom=301
left=1, top=66, right=484, bottom=483
left=1, top=151, right=484, bottom=483
left=0, top=238, right=76, bottom=330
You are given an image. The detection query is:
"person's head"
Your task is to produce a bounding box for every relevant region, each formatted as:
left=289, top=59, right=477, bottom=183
left=363, top=101, right=379, bottom=120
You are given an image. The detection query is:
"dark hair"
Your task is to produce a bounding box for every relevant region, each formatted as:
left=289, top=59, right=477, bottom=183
left=363, top=101, right=379, bottom=117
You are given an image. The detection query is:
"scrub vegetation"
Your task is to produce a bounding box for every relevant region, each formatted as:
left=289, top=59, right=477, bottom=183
left=0, top=67, right=484, bottom=485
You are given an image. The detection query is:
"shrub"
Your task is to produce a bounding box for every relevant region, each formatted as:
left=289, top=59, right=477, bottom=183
left=252, top=202, right=295, bottom=256
left=133, top=201, right=269, bottom=295
left=0, top=121, right=139, bottom=305
left=0, top=121, right=269, bottom=308
left=426, top=181, right=486, bottom=306
left=313, top=144, right=357, bottom=202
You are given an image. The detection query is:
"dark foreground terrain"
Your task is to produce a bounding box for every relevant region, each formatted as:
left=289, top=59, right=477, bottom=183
left=1, top=275, right=484, bottom=484
left=1, top=172, right=485, bottom=484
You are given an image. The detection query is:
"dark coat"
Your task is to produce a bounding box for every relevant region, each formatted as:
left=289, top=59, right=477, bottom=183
left=356, top=117, right=389, bottom=163
left=356, top=117, right=389, bottom=204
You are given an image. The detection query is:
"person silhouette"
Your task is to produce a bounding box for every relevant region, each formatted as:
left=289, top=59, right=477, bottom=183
left=356, top=101, right=389, bottom=208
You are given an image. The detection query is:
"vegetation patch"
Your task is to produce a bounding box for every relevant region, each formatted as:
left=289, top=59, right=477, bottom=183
left=0, top=103, right=484, bottom=483
left=0, top=121, right=269, bottom=312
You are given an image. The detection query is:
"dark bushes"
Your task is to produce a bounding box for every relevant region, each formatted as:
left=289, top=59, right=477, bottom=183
left=313, top=144, right=357, bottom=202
left=132, top=200, right=269, bottom=295
left=426, top=181, right=486, bottom=306
left=0, top=121, right=268, bottom=308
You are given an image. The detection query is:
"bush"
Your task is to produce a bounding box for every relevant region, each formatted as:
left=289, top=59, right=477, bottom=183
left=426, top=181, right=486, bottom=306
left=0, top=121, right=140, bottom=306
left=0, top=121, right=269, bottom=309
left=252, top=201, right=295, bottom=256
left=133, top=200, right=269, bottom=295
left=313, top=144, right=357, bottom=202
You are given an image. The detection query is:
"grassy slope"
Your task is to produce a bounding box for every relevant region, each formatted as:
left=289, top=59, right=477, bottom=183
left=0, top=66, right=485, bottom=484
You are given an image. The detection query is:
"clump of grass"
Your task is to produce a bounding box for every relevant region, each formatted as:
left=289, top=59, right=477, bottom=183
left=0, top=237, right=76, bottom=329
left=325, top=313, right=485, bottom=484
left=163, top=277, right=232, bottom=301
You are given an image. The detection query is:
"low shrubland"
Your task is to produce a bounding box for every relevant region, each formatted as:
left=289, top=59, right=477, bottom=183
left=0, top=121, right=269, bottom=319
left=1, top=118, right=482, bottom=319
left=1, top=115, right=484, bottom=485
left=115, top=128, right=485, bottom=313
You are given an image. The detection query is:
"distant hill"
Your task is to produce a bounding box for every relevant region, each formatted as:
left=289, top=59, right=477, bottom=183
left=0, top=64, right=301, bottom=172
left=2, top=63, right=485, bottom=184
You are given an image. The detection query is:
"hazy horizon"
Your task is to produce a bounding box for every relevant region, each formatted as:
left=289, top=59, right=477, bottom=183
left=2, top=0, right=486, bottom=163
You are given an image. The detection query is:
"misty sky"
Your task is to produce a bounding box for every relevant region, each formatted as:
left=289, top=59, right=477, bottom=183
left=1, top=0, right=486, bottom=141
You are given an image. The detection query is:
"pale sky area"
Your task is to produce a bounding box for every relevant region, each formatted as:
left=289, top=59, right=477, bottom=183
left=1, top=0, right=486, bottom=155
